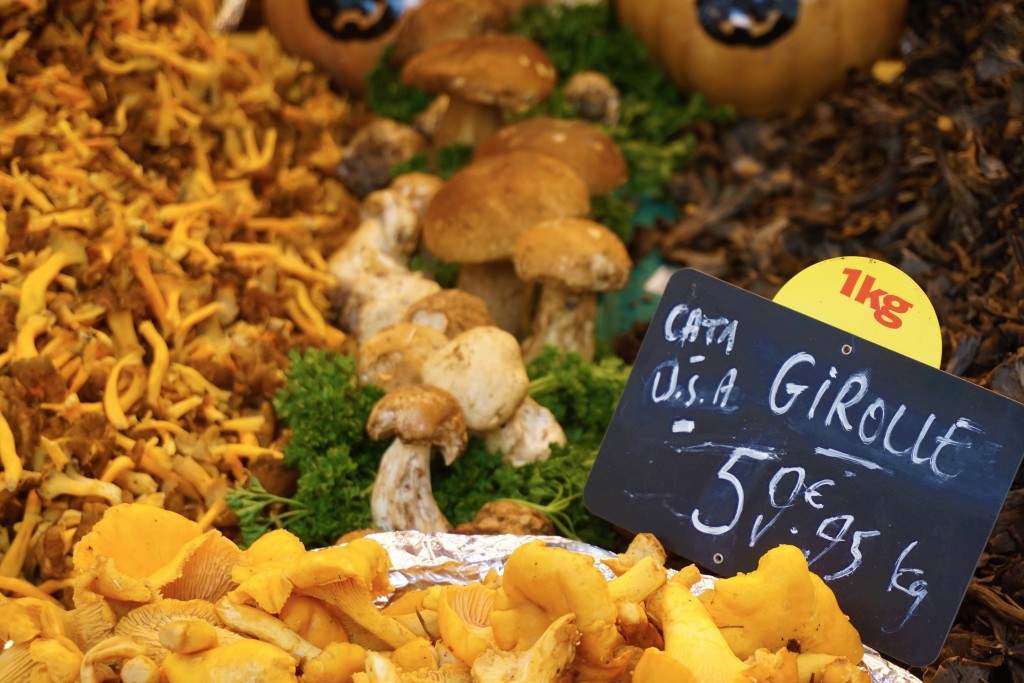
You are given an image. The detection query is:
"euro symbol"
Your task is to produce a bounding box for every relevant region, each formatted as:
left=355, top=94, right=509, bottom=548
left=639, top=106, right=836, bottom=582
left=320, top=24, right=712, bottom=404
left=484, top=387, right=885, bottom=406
left=802, top=478, right=834, bottom=509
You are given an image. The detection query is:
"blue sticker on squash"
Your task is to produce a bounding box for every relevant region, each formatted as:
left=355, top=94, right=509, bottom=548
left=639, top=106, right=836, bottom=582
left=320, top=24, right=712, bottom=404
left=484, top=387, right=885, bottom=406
left=307, top=0, right=413, bottom=41
left=697, top=0, right=799, bottom=46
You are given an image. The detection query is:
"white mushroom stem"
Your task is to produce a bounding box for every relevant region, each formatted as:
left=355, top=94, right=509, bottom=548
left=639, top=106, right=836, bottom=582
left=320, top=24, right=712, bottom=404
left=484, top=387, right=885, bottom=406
left=371, top=440, right=451, bottom=533
left=341, top=271, right=442, bottom=343
left=457, top=262, right=533, bottom=340
left=327, top=184, right=422, bottom=291
left=521, top=284, right=597, bottom=363
left=358, top=186, right=424, bottom=252
left=330, top=184, right=445, bottom=343
left=389, top=172, right=444, bottom=221
left=483, top=397, right=566, bottom=467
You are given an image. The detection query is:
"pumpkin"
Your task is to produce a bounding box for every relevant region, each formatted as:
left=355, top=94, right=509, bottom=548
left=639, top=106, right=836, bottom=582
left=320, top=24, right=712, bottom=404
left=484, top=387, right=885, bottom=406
left=615, top=0, right=908, bottom=117
left=263, top=0, right=423, bottom=96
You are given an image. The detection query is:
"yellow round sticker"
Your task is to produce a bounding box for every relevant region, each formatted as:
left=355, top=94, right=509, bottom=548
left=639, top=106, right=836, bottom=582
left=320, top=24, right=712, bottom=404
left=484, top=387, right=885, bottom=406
left=773, top=256, right=942, bottom=368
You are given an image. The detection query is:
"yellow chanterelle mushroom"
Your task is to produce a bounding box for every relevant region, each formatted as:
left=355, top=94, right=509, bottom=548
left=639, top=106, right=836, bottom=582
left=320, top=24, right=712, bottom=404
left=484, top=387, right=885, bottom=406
left=698, top=544, right=865, bottom=663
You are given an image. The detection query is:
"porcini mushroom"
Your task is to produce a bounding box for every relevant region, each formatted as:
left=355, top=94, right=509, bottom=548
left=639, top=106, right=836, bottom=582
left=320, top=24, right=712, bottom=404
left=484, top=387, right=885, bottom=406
left=402, top=289, right=496, bottom=339
left=339, top=271, right=442, bottom=344
left=482, top=396, right=566, bottom=466
left=563, top=70, right=622, bottom=127
left=327, top=185, right=424, bottom=290
left=357, top=322, right=449, bottom=391
left=512, top=217, right=632, bottom=362
left=421, top=151, right=589, bottom=337
left=366, top=384, right=468, bottom=532
left=401, top=34, right=557, bottom=148
left=475, top=116, right=628, bottom=196
left=388, top=172, right=445, bottom=221
left=420, top=326, right=529, bottom=433
left=389, top=0, right=508, bottom=65
left=336, top=118, right=428, bottom=199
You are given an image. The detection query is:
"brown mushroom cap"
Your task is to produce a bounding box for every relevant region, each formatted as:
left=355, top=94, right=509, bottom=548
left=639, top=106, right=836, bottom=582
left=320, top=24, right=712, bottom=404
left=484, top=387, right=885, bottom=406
left=401, top=34, right=557, bottom=111
left=366, top=384, right=468, bottom=465
left=475, top=117, right=628, bottom=195
left=563, top=71, right=622, bottom=127
left=402, top=289, right=496, bottom=338
left=389, top=0, right=508, bottom=65
left=422, top=150, right=590, bottom=264
left=512, top=217, right=633, bottom=292
left=357, top=322, right=450, bottom=391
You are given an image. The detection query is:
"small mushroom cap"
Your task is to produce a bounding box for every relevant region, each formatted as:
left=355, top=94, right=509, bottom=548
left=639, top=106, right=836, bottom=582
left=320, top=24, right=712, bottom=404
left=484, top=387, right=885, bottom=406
left=420, top=326, right=529, bottom=431
left=402, top=289, right=496, bottom=338
left=337, top=118, right=427, bottom=199
left=475, top=117, right=628, bottom=195
left=563, top=70, right=622, bottom=127
left=366, top=384, right=468, bottom=465
left=422, top=150, right=590, bottom=264
left=401, top=34, right=557, bottom=111
left=512, top=218, right=632, bottom=292
left=358, top=322, right=450, bottom=391
left=390, top=0, right=508, bottom=65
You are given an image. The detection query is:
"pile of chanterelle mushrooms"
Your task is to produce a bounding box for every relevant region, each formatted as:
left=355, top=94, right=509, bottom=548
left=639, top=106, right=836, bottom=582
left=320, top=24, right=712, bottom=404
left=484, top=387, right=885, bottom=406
left=326, top=0, right=636, bottom=536
left=0, top=0, right=633, bottom=604
left=0, top=0, right=377, bottom=598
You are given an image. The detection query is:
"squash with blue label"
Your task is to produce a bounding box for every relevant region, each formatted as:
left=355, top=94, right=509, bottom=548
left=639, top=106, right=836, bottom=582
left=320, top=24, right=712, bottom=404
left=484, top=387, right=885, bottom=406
left=615, top=0, right=908, bottom=117
left=263, top=0, right=420, bottom=96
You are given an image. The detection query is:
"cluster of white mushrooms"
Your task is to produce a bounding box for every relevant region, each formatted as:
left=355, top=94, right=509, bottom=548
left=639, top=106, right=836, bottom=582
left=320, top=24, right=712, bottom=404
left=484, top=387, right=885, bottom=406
left=323, top=162, right=623, bottom=534
left=312, top=0, right=637, bottom=537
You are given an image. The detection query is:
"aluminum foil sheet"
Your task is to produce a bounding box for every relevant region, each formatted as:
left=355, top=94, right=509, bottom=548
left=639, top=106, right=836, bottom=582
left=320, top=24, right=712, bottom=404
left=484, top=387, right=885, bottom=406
left=365, top=530, right=922, bottom=683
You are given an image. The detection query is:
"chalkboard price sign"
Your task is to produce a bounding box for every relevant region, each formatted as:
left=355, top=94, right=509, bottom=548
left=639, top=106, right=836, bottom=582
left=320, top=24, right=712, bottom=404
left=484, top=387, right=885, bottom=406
left=584, top=268, right=1024, bottom=666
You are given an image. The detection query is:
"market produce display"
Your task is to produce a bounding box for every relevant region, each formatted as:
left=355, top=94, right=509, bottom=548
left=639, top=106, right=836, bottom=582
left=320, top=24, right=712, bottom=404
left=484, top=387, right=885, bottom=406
left=0, top=0, right=651, bottom=591
left=0, top=502, right=875, bottom=682
left=0, top=0, right=365, bottom=592
left=0, top=0, right=1020, bottom=680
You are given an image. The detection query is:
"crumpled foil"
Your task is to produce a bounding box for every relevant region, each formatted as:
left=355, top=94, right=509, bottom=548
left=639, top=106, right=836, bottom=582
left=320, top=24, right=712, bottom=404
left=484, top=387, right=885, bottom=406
left=366, top=530, right=922, bottom=683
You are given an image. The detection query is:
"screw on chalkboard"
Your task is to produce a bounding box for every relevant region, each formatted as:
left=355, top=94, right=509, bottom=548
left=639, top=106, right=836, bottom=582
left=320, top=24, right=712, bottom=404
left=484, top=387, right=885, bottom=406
left=841, top=344, right=853, bottom=356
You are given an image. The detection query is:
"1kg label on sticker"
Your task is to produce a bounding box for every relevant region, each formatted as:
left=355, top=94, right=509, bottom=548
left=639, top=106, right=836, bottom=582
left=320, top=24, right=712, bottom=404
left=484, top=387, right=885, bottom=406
left=584, top=268, right=1024, bottom=666
left=773, top=256, right=942, bottom=368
